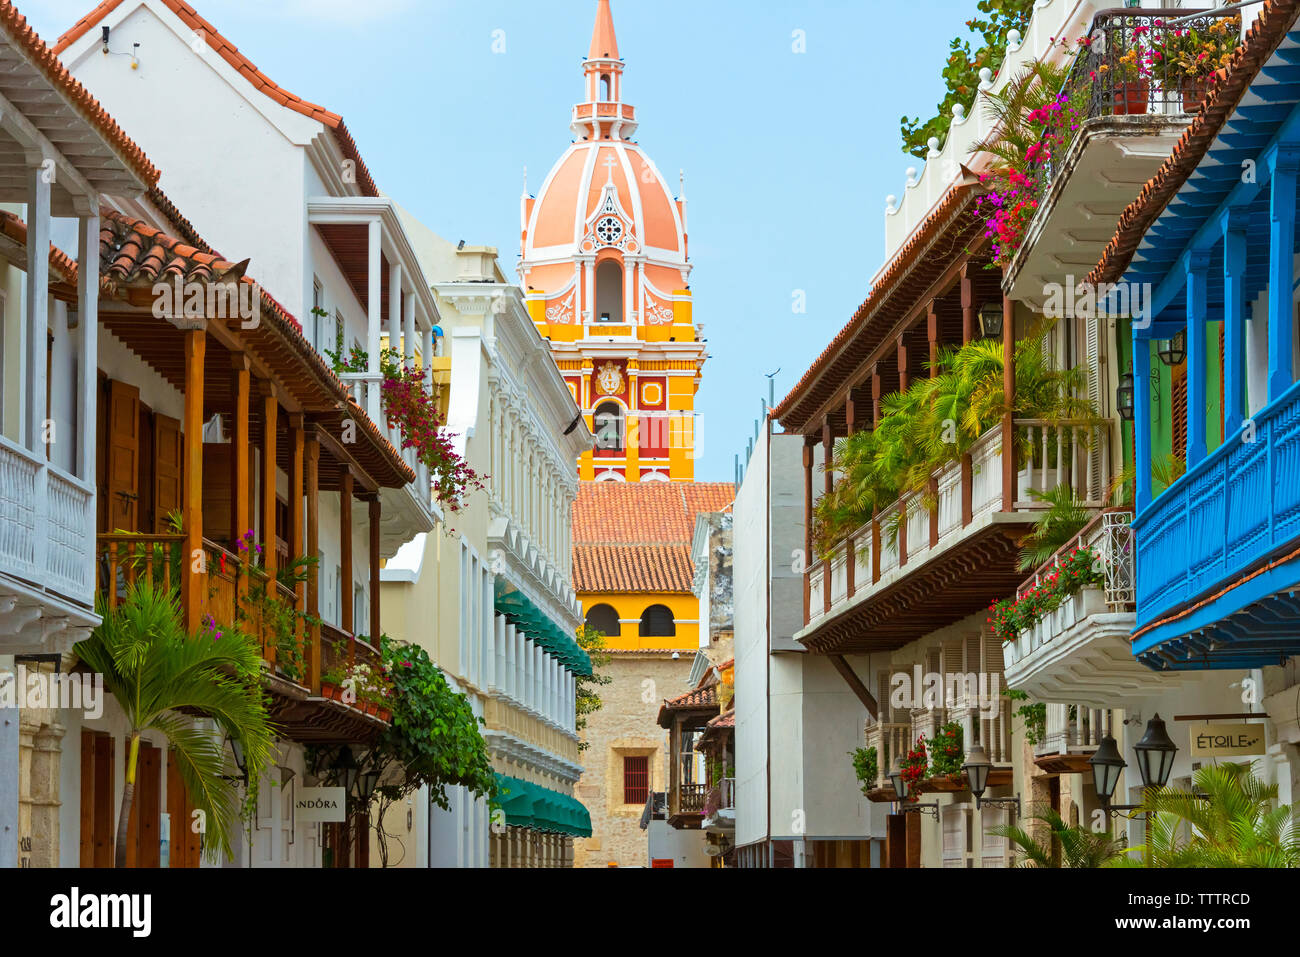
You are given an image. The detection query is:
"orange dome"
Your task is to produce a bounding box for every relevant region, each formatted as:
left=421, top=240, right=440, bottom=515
left=526, top=141, right=686, bottom=263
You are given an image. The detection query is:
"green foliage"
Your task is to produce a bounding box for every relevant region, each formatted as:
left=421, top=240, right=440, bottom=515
left=812, top=331, right=1095, bottom=556
left=989, top=807, right=1127, bottom=867
left=1119, top=762, right=1300, bottom=868
left=850, top=746, right=878, bottom=795
left=927, top=721, right=964, bottom=777
left=901, top=0, right=1037, bottom=157
left=989, top=545, right=1103, bottom=642
left=575, top=624, right=613, bottom=753
left=75, top=579, right=275, bottom=866
left=1003, top=688, right=1045, bottom=746
left=1016, top=484, right=1091, bottom=571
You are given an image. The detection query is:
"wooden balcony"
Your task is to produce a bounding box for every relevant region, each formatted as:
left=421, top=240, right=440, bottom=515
left=801, top=421, right=1109, bottom=655
left=669, top=783, right=708, bottom=829
left=1034, top=704, right=1113, bottom=775
left=1134, top=379, right=1300, bottom=669
left=0, top=436, right=97, bottom=654
left=95, top=534, right=387, bottom=745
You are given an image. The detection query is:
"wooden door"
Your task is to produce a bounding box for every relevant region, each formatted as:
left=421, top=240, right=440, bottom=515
left=167, top=749, right=202, bottom=868
left=153, top=413, right=183, bottom=533
left=106, top=380, right=140, bottom=532
left=123, top=741, right=162, bottom=868
left=78, top=731, right=116, bottom=868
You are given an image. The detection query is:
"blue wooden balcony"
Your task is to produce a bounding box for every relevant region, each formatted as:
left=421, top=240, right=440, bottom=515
left=1133, top=380, right=1300, bottom=669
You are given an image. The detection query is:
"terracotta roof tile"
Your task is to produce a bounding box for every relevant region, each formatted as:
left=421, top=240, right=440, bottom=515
left=571, top=481, right=734, bottom=594
left=53, top=0, right=378, bottom=197
left=0, top=0, right=157, bottom=188
left=705, top=709, right=734, bottom=730
left=1090, top=0, right=1300, bottom=286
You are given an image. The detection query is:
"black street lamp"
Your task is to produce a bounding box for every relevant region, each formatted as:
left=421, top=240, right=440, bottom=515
left=962, top=743, right=1020, bottom=812
left=889, top=759, right=939, bottom=818
left=1157, top=330, right=1186, bottom=366
left=1089, top=715, right=1179, bottom=816
left=1117, top=372, right=1135, bottom=421
left=334, top=745, right=360, bottom=796
left=979, top=302, right=1005, bottom=339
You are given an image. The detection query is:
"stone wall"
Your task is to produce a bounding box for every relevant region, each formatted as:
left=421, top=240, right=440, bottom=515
left=573, top=652, right=700, bottom=867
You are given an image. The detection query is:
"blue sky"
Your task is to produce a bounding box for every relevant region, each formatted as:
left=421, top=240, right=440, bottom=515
left=30, top=0, right=977, bottom=482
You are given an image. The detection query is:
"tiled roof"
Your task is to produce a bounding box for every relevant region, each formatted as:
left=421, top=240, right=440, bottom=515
left=53, top=0, right=379, bottom=197
left=1089, top=0, right=1300, bottom=286
left=0, top=0, right=158, bottom=188
left=573, top=543, right=694, bottom=593
left=705, top=709, right=734, bottom=730
left=656, top=683, right=718, bottom=727
left=571, top=481, right=734, bottom=593
left=93, top=209, right=415, bottom=485
left=772, top=176, right=983, bottom=432
left=0, top=211, right=80, bottom=286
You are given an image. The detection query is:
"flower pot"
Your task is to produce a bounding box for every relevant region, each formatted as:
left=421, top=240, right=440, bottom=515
left=321, top=682, right=339, bottom=702
left=364, top=701, right=378, bottom=716
left=376, top=707, right=392, bottom=723
left=1113, top=79, right=1149, bottom=115
left=1181, top=77, right=1210, bottom=112
left=1075, top=586, right=1108, bottom=619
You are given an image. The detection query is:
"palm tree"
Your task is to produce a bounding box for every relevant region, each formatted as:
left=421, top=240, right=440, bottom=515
left=74, top=579, right=275, bottom=867
left=989, top=808, right=1127, bottom=867
left=1121, top=762, right=1300, bottom=868
left=1016, top=484, right=1092, bottom=571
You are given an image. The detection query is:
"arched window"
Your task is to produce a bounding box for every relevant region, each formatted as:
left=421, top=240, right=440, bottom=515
left=593, top=400, right=624, bottom=454
left=639, top=604, right=676, bottom=638
left=595, top=260, right=623, bottom=322
left=600, top=74, right=612, bottom=101
left=585, top=603, right=620, bottom=638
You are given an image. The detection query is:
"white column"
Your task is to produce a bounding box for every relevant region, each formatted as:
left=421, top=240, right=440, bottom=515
left=388, top=261, right=403, bottom=360
left=0, top=669, right=16, bottom=868
left=582, top=258, right=594, bottom=322
left=366, top=218, right=383, bottom=422
left=77, top=209, right=99, bottom=483
left=26, top=164, right=51, bottom=453
left=402, top=292, right=416, bottom=365
left=623, top=258, right=635, bottom=323
left=422, top=324, right=434, bottom=390
left=515, top=628, right=525, bottom=704
left=534, top=644, right=543, bottom=714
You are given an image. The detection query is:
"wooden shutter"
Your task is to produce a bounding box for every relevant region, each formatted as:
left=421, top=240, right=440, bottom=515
left=886, top=813, right=907, bottom=868
left=942, top=806, right=968, bottom=868
left=153, top=414, right=182, bottom=533
left=623, top=755, right=649, bottom=805
left=136, top=742, right=162, bottom=868
left=106, top=380, right=140, bottom=532
left=167, top=749, right=201, bottom=868
left=79, top=729, right=96, bottom=867
left=981, top=806, right=1011, bottom=868
left=92, top=733, right=115, bottom=867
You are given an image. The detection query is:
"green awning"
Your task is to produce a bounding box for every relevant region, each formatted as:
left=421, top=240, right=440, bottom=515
left=494, top=775, right=592, bottom=838
left=494, top=581, right=592, bottom=676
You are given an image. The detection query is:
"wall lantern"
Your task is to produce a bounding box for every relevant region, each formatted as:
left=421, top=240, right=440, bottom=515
left=1117, top=372, right=1136, bottom=421
left=334, top=745, right=360, bottom=796
left=963, top=742, right=1020, bottom=812
left=978, top=302, right=1005, bottom=339
left=1157, top=330, right=1186, bottom=366
left=1089, top=714, right=1179, bottom=815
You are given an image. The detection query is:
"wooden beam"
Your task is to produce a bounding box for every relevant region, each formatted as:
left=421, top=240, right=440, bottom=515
left=828, top=655, right=878, bottom=718
left=306, top=436, right=321, bottom=693
left=290, top=415, right=306, bottom=670
left=341, top=471, right=354, bottom=652
left=802, top=440, right=813, bottom=623
left=231, top=356, right=251, bottom=547
left=1001, top=295, right=1016, bottom=513
left=182, top=330, right=206, bottom=632
left=960, top=266, right=975, bottom=345
left=312, top=421, right=382, bottom=494
left=261, top=389, right=279, bottom=581
left=369, top=497, right=381, bottom=643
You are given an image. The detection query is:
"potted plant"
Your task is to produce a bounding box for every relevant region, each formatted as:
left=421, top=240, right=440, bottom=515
left=1147, top=15, right=1242, bottom=111
left=850, top=746, right=879, bottom=795
left=1102, top=41, right=1149, bottom=115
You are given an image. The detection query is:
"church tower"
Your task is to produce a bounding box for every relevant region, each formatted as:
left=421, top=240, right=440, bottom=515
left=520, top=0, right=705, bottom=482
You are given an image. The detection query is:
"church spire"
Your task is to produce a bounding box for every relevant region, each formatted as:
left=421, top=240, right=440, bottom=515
left=589, top=0, right=619, bottom=60
left=573, top=0, right=637, bottom=141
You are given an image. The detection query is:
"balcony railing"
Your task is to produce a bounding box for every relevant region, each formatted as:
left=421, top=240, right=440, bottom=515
left=1027, top=8, right=1243, bottom=206
left=808, top=421, right=1109, bottom=625
left=676, top=783, right=708, bottom=817
left=1035, top=703, right=1109, bottom=759
left=1137, top=380, right=1300, bottom=629
left=0, top=436, right=95, bottom=606
left=720, top=777, right=735, bottom=811
left=1015, top=509, right=1135, bottom=611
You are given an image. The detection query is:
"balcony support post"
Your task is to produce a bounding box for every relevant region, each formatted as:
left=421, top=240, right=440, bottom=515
left=871, top=364, right=882, bottom=427
left=1133, top=331, right=1154, bottom=512
left=388, top=262, right=403, bottom=362
left=260, top=390, right=278, bottom=583
left=897, top=335, right=910, bottom=393
left=231, top=356, right=251, bottom=605
left=76, top=210, right=99, bottom=485
left=366, top=217, right=384, bottom=423
left=1185, top=251, right=1210, bottom=467
left=802, top=438, right=813, bottom=622
left=369, top=496, right=381, bottom=643
left=960, top=266, right=975, bottom=346
left=1223, top=212, right=1248, bottom=437
left=1267, top=148, right=1299, bottom=401
left=24, top=162, right=50, bottom=456
left=341, top=470, right=354, bottom=659
left=1001, top=295, right=1016, bottom=512
left=290, top=415, right=305, bottom=666
left=306, top=435, right=321, bottom=694
left=182, top=330, right=206, bottom=633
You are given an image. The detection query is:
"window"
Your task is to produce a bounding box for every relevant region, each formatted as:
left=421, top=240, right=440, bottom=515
left=595, top=260, right=623, bottom=322
left=600, top=73, right=611, bottom=101
left=639, top=604, right=675, bottom=638
left=593, top=401, right=624, bottom=454
left=585, top=603, right=620, bottom=638
left=623, top=755, right=649, bottom=805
